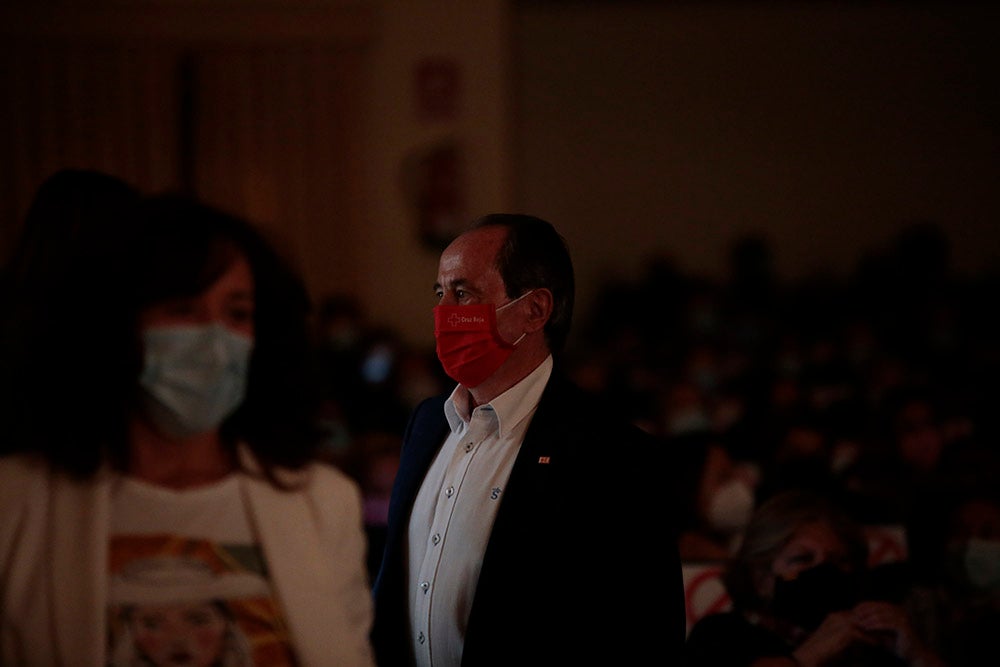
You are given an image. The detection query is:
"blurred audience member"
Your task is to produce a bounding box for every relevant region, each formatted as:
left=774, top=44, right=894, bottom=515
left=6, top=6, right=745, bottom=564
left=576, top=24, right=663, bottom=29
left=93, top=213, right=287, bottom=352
left=685, top=489, right=946, bottom=667
left=907, top=451, right=1000, bottom=667
left=340, top=430, right=403, bottom=581
left=840, top=386, right=952, bottom=525
left=673, top=430, right=758, bottom=562
left=756, top=409, right=845, bottom=505
left=313, top=292, right=367, bottom=412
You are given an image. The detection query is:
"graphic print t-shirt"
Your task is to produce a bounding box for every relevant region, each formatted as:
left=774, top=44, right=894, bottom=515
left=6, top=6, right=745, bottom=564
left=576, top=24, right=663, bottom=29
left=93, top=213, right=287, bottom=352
left=107, top=474, right=298, bottom=666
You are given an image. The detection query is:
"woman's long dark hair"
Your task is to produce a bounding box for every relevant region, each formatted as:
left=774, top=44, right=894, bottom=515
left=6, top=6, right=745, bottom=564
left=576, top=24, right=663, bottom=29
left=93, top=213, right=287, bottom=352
left=0, top=169, right=139, bottom=473
left=2, top=190, right=324, bottom=482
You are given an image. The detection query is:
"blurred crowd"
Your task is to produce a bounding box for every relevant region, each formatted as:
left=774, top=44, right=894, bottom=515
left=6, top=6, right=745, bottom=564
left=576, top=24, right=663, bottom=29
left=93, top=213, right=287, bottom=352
left=565, top=224, right=999, bottom=524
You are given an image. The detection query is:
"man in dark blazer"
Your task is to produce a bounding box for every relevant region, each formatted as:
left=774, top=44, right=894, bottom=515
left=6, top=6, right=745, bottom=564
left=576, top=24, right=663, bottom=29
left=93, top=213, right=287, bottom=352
left=371, top=214, right=685, bottom=666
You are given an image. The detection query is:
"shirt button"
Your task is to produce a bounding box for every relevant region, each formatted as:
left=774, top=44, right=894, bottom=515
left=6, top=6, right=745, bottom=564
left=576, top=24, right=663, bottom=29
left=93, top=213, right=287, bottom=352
left=446, top=486, right=455, bottom=497
left=464, top=442, right=474, bottom=452
left=432, top=533, right=441, bottom=545
left=420, top=581, right=429, bottom=593
left=418, top=631, right=426, bottom=644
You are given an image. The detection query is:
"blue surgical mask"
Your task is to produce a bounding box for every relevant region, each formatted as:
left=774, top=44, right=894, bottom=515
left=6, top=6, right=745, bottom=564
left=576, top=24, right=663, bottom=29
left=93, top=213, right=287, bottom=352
left=139, top=323, right=253, bottom=438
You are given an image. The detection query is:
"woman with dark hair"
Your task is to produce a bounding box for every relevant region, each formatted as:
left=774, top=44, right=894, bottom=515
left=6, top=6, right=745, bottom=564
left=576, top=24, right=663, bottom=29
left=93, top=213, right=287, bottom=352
left=671, top=429, right=757, bottom=562
left=1, top=192, right=374, bottom=666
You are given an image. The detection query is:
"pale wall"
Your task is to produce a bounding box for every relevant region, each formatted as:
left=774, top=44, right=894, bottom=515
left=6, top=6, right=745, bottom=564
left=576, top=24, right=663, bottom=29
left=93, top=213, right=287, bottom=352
left=513, top=2, right=1000, bottom=331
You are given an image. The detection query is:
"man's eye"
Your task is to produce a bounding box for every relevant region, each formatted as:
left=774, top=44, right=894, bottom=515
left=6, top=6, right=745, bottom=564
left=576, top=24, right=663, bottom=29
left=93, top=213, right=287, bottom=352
left=455, top=289, right=466, bottom=299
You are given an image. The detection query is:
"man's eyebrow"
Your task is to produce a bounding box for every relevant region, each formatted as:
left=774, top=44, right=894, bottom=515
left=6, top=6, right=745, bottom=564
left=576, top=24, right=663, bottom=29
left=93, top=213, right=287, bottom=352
left=434, top=279, right=470, bottom=291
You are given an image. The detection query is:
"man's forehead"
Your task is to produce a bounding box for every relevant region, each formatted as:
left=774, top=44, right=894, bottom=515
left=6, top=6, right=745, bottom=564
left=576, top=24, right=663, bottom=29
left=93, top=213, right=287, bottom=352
left=439, top=230, right=504, bottom=275
left=447, top=226, right=505, bottom=257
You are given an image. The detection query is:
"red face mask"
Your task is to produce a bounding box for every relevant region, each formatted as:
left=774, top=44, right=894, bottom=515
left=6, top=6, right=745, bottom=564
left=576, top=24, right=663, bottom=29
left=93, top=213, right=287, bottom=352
left=433, top=292, right=531, bottom=388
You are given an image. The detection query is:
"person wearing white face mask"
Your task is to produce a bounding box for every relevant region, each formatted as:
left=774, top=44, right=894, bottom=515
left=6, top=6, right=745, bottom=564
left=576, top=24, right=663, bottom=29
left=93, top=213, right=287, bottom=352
left=0, top=192, right=374, bottom=666
left=908, top=482, right=1000, bottom=667
left=672, top=430, right=758, bottom=562
left=138, top=321, right=255, bottom=439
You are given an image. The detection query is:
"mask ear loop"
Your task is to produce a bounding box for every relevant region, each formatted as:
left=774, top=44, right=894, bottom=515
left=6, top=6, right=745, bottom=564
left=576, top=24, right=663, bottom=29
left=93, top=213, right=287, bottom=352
left=495, top=288, right=536, bottom=313
left=496, top=289, right=535, bottom=347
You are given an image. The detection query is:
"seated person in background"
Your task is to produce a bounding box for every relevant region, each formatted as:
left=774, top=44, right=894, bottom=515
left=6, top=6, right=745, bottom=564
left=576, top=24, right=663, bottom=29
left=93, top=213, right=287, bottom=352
left=907, top=473, right=1000, bottom=667
left=672, top=429, right=758, bottom=561
left=685, top=489, right=946, bottom=667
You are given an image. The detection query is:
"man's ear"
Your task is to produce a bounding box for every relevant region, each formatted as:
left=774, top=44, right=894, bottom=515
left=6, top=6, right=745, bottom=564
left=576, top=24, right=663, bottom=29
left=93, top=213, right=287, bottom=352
left=525, top=288, right=553, bottom=332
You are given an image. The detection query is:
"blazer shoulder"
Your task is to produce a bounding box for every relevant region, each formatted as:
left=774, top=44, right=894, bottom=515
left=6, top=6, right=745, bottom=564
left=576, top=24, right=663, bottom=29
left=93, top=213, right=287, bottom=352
left=402, top=394, right=449, bottom=441
left=541, top=373, right=659, bottom=442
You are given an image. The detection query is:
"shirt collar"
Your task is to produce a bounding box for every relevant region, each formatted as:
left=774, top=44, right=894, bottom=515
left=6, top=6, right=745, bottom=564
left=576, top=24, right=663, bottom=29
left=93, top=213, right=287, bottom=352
left=444, top=355, right=553, bottom=438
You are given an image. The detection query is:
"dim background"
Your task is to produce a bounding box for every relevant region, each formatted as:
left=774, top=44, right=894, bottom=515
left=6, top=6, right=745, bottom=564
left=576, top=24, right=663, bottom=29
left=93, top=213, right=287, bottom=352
left=1, top=0, right=997, bottom=350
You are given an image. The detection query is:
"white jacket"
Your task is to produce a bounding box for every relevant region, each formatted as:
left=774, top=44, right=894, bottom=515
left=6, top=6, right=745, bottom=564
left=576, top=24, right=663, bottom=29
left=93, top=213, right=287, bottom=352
left=0, top=448, right=376, bottom=667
